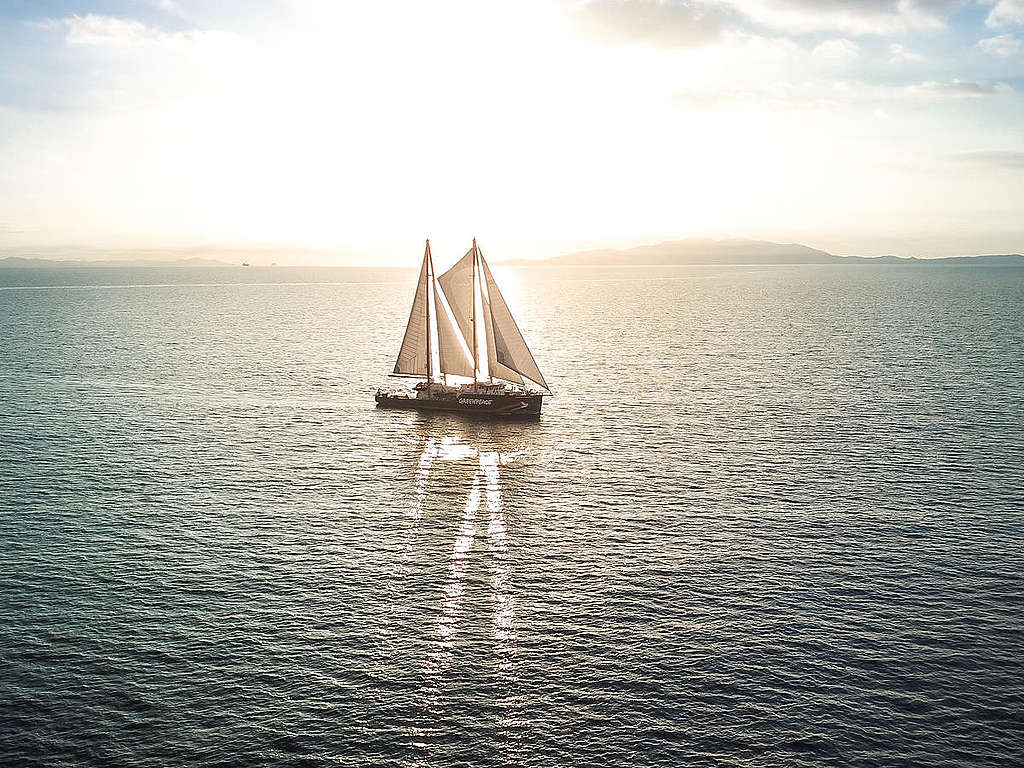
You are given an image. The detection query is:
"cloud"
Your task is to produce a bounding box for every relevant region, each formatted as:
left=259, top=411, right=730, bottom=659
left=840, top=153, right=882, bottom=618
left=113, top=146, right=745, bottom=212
left=903, top=78, right=1012, bottom=98
left=986, top=0, right=1024, bottom=28
left=669, top=76, right=1013, bottom=113
left=568, top=1, right=968, bottom=48
left=948, top=150, right=1024, bottom=167
left=837, top=78, right=1013, bottom=105
left=889, top=43, right=925, bottom=63
left=15, top=14, right=262, bottom=114
left=713, top=0, right=960, bottom=36
left=64, top=15, right=166, bottom=46
left=978, top=33, right=1022, bottom=56
left=811, top=38, right=860, bottom=66
left=55, top=13, right=224, bottom=49
left=570, top=0, right=721, bottom=47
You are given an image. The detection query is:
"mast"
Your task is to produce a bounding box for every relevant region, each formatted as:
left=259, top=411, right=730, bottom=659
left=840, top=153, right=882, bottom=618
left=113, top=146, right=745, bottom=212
left=425, top=239, right=433, bottom=386
left=478, top=243, right=493, bottom=384
left=472, top=237, right=479, bottom=383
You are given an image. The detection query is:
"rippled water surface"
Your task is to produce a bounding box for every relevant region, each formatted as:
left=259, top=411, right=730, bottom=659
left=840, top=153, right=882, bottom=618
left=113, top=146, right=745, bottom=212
left=2, top=264, right=1023, bottom=767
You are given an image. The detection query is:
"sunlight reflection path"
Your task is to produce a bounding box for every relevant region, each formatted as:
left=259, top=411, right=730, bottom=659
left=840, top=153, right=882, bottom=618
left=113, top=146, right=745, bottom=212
left=408, top=439, right=524, bottom=763
left=424, top=474, right=480, bottom=681
left=481, top=450, right=523, bottom=762
left=481, top=452, right=517, bottom=672
left=377, top=437, right=438, bottom=668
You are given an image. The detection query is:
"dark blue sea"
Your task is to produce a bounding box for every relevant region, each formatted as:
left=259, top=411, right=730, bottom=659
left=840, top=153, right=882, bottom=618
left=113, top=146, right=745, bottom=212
left=1, top=263, right=1022, bottom=767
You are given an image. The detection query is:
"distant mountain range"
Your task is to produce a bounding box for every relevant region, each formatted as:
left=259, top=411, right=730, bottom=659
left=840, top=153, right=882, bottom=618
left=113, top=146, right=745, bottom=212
left=499, top=239, right=1024, bottom=266
left=1, top=239, right=1022, bottom=268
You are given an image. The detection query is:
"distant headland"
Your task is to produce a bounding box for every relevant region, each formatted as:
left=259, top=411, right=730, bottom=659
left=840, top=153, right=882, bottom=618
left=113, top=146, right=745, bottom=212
left=498, top=239, right=1024, bottom=266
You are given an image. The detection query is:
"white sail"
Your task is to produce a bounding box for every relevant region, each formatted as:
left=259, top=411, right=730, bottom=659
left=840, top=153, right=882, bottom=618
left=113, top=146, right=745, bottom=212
left=480, top=256, right=549, bottom=390
left=437, top=248, right=475, bottom=352
left=393, top=249, right=430, bottom=376
left=437, top=243, right=547, bottom=389
left=437, top=245, right=499, bottom=381
left=434, top=281, right=475, bottom=378
left=479, top=270, right=524, bottom=385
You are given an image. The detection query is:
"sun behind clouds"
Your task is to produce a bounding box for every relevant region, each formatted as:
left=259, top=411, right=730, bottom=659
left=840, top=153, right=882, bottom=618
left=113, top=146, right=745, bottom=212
left=0, top=0, right=1021, bottom=261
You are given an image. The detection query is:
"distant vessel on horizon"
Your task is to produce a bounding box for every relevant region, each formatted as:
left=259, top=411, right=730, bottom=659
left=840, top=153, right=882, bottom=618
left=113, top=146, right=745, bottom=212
left=375, top=238, right=550, bottom=417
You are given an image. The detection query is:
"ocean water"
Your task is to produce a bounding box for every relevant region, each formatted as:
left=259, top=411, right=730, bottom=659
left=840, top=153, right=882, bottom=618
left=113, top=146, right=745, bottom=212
left=1, top=263, right=1022, bottom=767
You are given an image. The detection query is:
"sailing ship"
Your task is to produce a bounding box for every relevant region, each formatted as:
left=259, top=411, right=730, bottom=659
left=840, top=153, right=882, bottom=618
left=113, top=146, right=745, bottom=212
left=375, top=238, right=550, bottom=417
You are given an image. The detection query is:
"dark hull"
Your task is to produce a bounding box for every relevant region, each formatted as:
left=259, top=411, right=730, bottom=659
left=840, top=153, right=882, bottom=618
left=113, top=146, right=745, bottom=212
left=376, top=391, right=543, bottom=418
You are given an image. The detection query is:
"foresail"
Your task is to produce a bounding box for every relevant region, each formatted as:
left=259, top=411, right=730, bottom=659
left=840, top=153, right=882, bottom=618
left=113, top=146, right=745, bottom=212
left=480, top=275, right=524, bottom=385
left=434, top=281, right=475, bottom=378
left=393, top=253, right=429, bottom=376
left=481, top=258, right=549, bottom=389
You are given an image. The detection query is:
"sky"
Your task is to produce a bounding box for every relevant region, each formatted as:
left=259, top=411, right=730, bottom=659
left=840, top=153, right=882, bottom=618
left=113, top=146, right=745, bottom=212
left=0, top=0, right=1022, bottom=263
